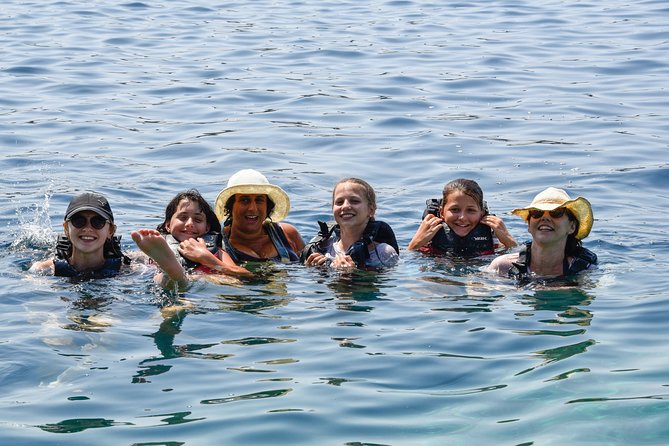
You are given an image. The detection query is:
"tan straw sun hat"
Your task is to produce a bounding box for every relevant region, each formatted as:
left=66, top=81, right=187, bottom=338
left=214, top=169, right=291, bottom=223
left=512, top=187, right=593, bottom=240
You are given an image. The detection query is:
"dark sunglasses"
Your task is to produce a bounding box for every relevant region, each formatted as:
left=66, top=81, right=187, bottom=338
left=68, top=214, right=109, bottom=230
left=529, top=207, right=567, bottom=220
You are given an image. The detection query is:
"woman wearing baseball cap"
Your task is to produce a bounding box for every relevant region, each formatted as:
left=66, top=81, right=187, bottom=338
left=30, top=192, right=130, bottom=278
left=487, top=187, right=597, bottom=281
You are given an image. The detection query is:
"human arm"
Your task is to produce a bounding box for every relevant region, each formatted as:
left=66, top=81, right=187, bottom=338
left=178, top=238, right=252, bottom=277
left=480, top=214, right=517, bottom=249
left=29, top=258, right=55, bottom=275
left=485, top=252, right=519, bottom=277
left=407, top=214, right=443, bottom=250
left=369, top=242, right=399, bottom=268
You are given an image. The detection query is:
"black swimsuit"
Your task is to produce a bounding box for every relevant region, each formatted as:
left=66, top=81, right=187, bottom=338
left=222, top=223, right=299, bottom=263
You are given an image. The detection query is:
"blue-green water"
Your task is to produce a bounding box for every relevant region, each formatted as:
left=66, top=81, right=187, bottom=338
left=2, top=0, right=668, bottom=444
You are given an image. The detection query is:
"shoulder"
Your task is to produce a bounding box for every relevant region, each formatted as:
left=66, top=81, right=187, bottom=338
left=278, top=222, right=305, bottom=250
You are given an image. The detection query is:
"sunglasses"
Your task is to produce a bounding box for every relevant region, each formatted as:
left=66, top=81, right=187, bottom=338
left=68, top=213, right=109, bottom=230
left=529, top=207, right=567, bottom=220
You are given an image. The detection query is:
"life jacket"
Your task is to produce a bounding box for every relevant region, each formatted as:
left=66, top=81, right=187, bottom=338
left=428, top=223, right=495, bottom=257
left=301, top=220, right=399, bottom=269
left=165, top=231, right=221, bottom=271
left=53, top=234, right=130, bottom=278
left=508, top=242, right=598, bottom=280
left=222, top=222, right=299, bottom=263
left=421, top=198, right=494, bottom=257
left=53, top=257, right=123, bottom=278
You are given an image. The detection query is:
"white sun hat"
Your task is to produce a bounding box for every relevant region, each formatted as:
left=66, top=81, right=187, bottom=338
left=214, top=169, right=291, bottom=223
left=512, top=187, right=593, bottom=240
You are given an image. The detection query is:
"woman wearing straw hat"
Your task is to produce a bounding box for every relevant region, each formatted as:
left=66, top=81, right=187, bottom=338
left=487, top=187, right=597, bottom=280
left=214, top=169, right=305, bottom=263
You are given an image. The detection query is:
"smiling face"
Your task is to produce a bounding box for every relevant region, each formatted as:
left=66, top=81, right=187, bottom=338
left=527, top=208, right=576, bottom=245
left=231, top=194, right=269, bottom=234
left=165, top=199, right=210, bottom=242
left=332, top=181, right=375, bottom=230
left=64, top=210, right=114, bottom=255
left=440, top=191, right=484, bottom=237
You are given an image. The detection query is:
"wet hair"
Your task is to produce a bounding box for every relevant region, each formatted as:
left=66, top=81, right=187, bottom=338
left=223, top=194, right=276, bottom=226
left=332, top=178, right=377, bottom=218
left=564, top=209, right=583, bottom=256
left=157, top=189, right=221, bottom=234
left=441, top=178, right=485, bottom=211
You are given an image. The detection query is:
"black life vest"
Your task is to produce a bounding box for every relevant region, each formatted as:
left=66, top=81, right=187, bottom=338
left=301, top=220, right=399, bottom=268
left=53, top=257, right=123, bottom=278
left=421, top=198, right=494, bottom=257
left=222, top=222, right=299, bottom=263
left=165, top=231, right=221, bottom=270
left=428, top=223, right=495, bottom=257
left=53, top=234, right=130, bottom=278
left=508, top=242, right=598, bottom=280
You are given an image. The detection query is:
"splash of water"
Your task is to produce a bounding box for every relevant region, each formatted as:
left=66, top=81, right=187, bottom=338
left=11, top=186, right=58, bottom=252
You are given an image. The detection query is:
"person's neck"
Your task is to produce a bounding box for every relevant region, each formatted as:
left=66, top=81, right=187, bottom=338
left=69, top=251, right=107, bottom=272
left=529, top=241, right=566, bottom=277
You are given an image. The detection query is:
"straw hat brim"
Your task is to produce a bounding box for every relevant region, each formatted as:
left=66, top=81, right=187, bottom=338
left=214, top=184, right=291, bottom=223
left=512, top=196, right=593, bottom=240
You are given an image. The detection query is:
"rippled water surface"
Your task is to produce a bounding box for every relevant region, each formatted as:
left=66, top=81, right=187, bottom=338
left=2, top=0, right=669, bottom=444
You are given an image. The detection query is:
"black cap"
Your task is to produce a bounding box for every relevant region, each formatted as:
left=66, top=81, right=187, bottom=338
left=64, top=192, right=114, bottom=223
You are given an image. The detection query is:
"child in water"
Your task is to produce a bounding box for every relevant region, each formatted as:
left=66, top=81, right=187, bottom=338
left=30, top=192, right=131, bottom=278
left=408, top=178, right=516, bottom=257
left=302, top=178, right=399, bottom=270
left=132, top=189, right=251, bottom=288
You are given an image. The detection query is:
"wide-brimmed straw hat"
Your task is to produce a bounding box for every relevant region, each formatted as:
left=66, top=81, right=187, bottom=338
left=512, top=187, right=593, bottom=240
left=214, top=169, right=290, bottom=222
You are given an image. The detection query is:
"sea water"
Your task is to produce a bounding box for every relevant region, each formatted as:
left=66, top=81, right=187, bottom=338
left=1, top=0, right=669, bottom=444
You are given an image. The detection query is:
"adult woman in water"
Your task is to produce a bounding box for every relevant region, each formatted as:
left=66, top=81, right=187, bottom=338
left=214, top=169, right=305, bottom=263
left=487, top=187, right=597, bottom=280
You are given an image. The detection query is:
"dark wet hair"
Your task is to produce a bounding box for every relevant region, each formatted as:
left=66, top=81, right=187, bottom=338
left=157, top=189, right=221, bottom=234
left=332, top=178, right=377, bottom=218
left=564, top=209, right=583, bottom=256
left=442, top=178, right=485, bottom=211
left=223, top=194, right=276, bottom=226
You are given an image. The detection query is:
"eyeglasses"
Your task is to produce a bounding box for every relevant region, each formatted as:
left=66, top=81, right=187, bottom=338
left=529, top=207, right=567, bottom=220
left=68, top=214, right=109, bottom=230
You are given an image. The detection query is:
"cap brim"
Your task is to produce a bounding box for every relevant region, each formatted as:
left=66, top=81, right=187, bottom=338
left=65, top=206, right=113, bottom=222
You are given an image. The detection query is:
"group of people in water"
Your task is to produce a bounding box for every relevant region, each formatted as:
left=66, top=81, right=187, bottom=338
left=29, top=169, right=598, bottom=286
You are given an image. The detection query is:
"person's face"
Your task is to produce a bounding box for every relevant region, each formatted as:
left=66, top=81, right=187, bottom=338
left=332, top=182, right=375, bottom=228
left=440, top=191, right=483, bottom=237
left=231, top=194, right=268, bottom=233
left=527, top=207, right=576, bottom=244
left=64, top=210, right=114, bottom=255
left=165, top=199, right=210, bottom=242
